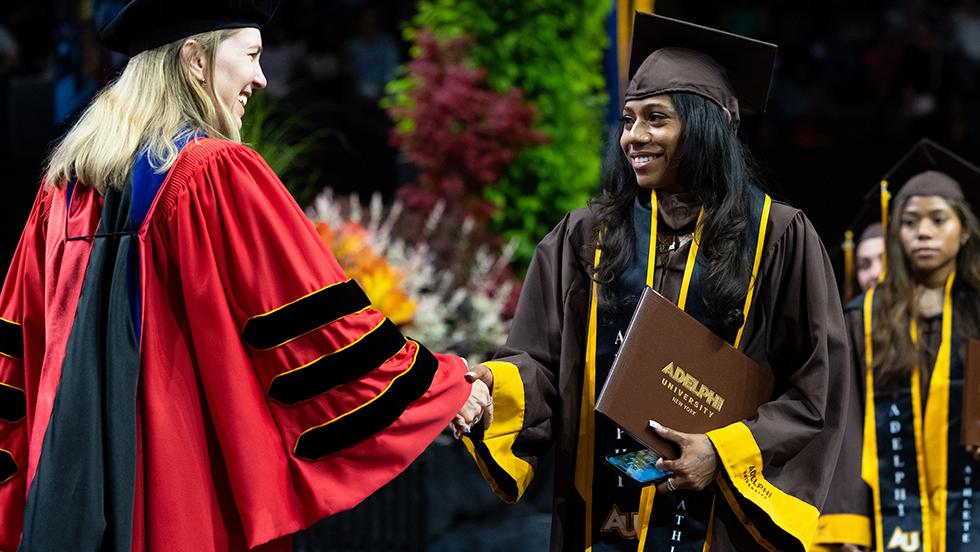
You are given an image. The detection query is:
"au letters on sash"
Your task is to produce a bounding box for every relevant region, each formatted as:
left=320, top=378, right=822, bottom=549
left=863, top=276, right=980, bottom=552
left=582, top=187, right=770, bottom=551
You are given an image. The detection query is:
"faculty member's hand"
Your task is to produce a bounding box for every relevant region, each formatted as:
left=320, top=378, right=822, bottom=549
left=649, top=420, right=718, bottom=493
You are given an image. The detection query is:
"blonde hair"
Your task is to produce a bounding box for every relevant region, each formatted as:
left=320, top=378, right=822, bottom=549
left=45, top=28, right=242, bottom=193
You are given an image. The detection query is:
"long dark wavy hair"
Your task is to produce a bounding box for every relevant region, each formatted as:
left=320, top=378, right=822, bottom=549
left=871, top=195, right=980, bottom=388
left=589, top=92, right=766, bottom=333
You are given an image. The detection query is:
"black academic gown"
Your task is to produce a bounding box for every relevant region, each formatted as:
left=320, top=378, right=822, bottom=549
left=463, top=192, right=849, bottom=552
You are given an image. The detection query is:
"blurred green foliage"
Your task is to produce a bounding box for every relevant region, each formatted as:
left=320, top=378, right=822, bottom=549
left=392, top=0, right=610, bottom=269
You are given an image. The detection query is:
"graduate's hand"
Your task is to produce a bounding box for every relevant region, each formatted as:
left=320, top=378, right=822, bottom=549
left=451, top=372, right=493, bottom=439
left=648, top=420, right=718, bottom=493
left=465, top=363, right=494, bottom=392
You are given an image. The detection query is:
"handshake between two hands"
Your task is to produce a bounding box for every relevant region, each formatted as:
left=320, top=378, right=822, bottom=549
left=450, top=363, right=494, bottom=439
left=446, top=360, right=720, bottom=496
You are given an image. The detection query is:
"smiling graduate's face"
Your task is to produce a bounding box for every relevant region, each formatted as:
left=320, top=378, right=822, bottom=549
left=620, top=95, right=683, bottom=192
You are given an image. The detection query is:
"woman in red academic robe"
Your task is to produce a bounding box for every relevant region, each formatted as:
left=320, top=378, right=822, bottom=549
left=0, top=1, right=485, bottom=550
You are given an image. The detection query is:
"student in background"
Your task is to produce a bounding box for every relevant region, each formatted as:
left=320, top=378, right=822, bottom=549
left=815, top=138, right=980, bottom=552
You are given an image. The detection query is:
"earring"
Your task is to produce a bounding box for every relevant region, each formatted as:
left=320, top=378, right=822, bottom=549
left=201, top=78, right=206, bottom=86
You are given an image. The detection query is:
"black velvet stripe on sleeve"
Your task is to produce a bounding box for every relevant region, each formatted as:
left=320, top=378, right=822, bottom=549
left=0, top=383, right=26, bottom=422
left=268, top=318, right=407, bottom=405
left=293, top=340, right=439, bottom=461
left=474, top=442, right=519, bottom=501
left=720, top=471, right=806, bottom=552
left=0, top=449, right=17, bottom=484
left=241, top=280, right=372, bottom=350
left=0, top=318, right=23, bottom=360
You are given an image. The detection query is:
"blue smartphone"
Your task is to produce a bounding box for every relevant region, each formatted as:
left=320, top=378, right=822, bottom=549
left=605, top=448, right=672, bottom=486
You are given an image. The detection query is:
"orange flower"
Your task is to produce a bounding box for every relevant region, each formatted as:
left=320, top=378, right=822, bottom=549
left=314, top=222, right=334, bottom=247
left=315, top=220, right=417, bottom=326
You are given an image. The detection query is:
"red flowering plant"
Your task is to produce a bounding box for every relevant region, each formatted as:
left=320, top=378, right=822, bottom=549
left=386, top=29, right=548, bottom=221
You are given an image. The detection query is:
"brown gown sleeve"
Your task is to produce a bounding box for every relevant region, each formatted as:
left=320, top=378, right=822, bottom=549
left=812, top=302, right=875, bottom=549
left=461, top=211, right=586, bottom=503
left=705, top=207, right=851, bottom=552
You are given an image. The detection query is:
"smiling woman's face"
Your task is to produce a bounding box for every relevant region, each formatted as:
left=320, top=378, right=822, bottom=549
left=620, top=94, right=683, bottom=191
left=212, top=27, right=267, bottom=131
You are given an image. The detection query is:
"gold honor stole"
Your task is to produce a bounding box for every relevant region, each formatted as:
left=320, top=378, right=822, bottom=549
left=862, top=273, right=980, bottom=552
left=575, top=186, right=771, bottom=552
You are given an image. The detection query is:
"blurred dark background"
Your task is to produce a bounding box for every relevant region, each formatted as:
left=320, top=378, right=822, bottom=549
left=1, top=0, right=979, bottom=549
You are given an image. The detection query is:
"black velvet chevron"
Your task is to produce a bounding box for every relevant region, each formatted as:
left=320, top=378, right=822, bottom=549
left=293, top=340, right=439, bottom=461
left=0, top=384, right=26, bottom=423
left=268, top=319, right=406, bottom=405
left=241, top=280, right=371, bottom=350
left=0, top=449, right=16, bottom=484
left=0, top=318, right=23, bottom=360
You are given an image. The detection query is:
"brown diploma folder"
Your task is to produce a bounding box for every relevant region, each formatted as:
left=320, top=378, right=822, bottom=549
left=962, top=339, right=980, bottom=447
left=595, top=287, right=775, bottom=460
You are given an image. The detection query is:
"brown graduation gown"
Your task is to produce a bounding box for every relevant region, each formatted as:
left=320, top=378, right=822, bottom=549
left=814, top=300, right=945, bottom=549
left=463, top=197, right=849, bottom=552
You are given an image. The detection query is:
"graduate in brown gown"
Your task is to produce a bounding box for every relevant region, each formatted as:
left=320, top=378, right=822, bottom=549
left=814, top=139, right=980, bottom=552
left=453, top=13, right=849, bottom=552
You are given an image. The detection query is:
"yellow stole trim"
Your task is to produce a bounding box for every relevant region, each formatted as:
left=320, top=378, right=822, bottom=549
left=734, top=196, right=772, bottom=348
left=636, top=195, right=706, bottom=550
left=632, top=192, right=769, bottom=551
left=814, top=514, right=874, bottom=548
left=862, top=288, right=885, bottom=550
left=863, top=272, right=955, bottom=552
left=709, top=421, right=822, bottom=550
left=462, top=360, right=535, bottom=502
left=843, top=229, right=856, bottom=300
left=575, top=245, right=603, bottom=551
left=922, top=273, right=956, bottom=552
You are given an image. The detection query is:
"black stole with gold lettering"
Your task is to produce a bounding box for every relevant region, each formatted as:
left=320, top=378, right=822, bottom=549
left=586, top=185, right=771, bottom=552
left=862, top=275, right=980, bottom=552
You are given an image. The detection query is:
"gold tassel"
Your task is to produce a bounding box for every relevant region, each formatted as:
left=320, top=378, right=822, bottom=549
left=843, top=230, right=855, bottom=300
left=879, top=180, right=890, bottom=280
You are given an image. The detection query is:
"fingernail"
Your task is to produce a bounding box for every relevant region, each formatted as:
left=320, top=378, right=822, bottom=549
left=465, top=371, right=476, bottom=378
left=649, top=420, right=662, bottom=430
left=463, top=426, right=471, bottom=433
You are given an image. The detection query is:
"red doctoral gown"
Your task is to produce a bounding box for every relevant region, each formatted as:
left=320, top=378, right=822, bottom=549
left=0, top=138, right=470, bottom=551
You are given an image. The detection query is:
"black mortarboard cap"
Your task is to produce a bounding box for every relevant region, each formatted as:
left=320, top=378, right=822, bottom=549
left=99, top=0, right=280, bottom=56
left=625, top=12, right=777, bottom=126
